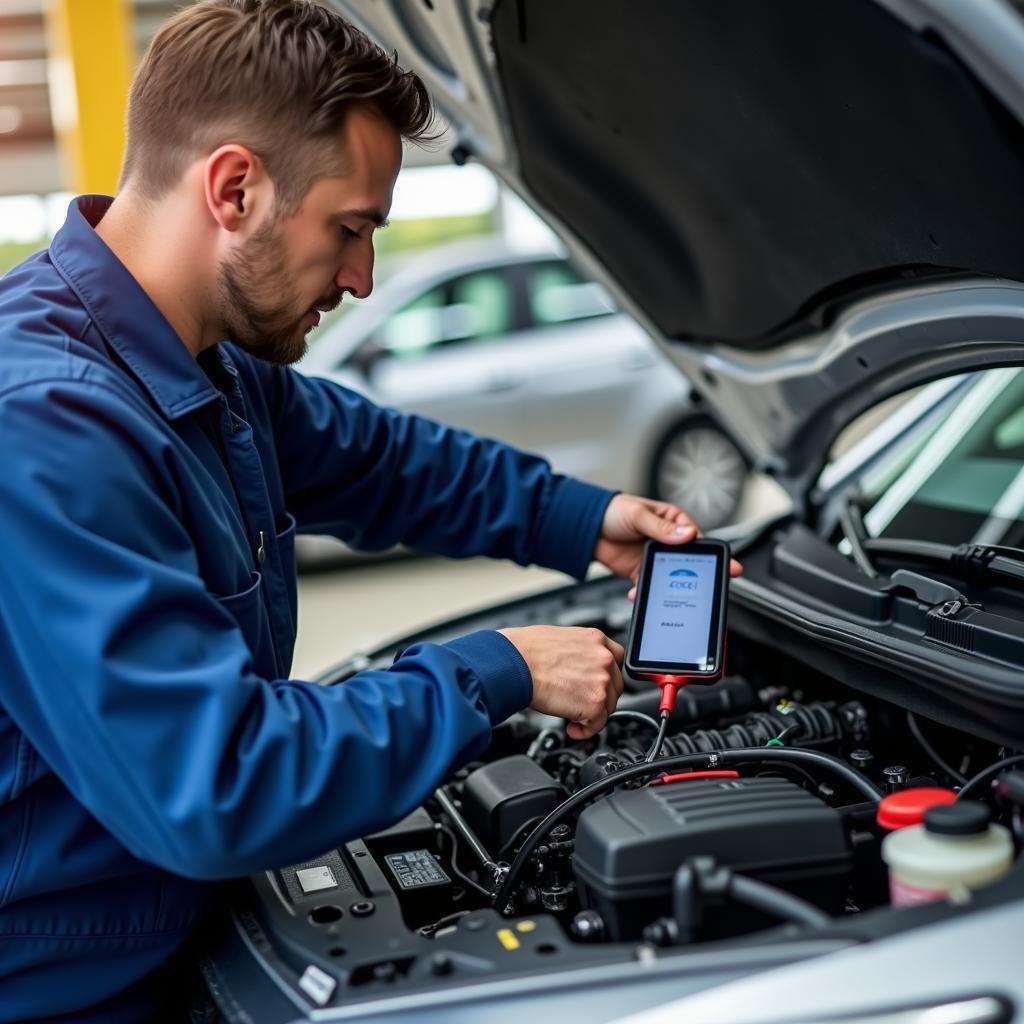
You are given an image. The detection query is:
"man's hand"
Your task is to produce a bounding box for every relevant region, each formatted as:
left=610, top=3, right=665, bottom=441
left=498, top=625, right=623, bottom=740
left=594, top=494, right=744, bottom=589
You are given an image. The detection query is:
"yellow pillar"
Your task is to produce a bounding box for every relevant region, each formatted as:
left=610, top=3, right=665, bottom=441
left=45, top=0, right=135, bottom=195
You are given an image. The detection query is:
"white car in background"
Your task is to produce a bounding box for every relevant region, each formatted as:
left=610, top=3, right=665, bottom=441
left=296, top=237, right=747, bottom=563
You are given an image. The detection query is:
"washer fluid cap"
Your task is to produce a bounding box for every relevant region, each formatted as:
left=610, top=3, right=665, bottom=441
left=876, top=787, right=956, bottom=831
left=924, top=801, right=990, bottom=836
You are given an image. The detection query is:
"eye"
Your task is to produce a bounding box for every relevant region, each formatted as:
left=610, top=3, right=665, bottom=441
left=339, top=224, right=360, bottom=241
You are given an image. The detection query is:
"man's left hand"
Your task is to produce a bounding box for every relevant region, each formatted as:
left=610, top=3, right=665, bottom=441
left=593, top=493, right=743, bottom=587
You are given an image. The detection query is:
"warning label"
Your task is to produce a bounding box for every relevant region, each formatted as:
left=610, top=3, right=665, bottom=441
left=384, top=849, right=451, bottom=890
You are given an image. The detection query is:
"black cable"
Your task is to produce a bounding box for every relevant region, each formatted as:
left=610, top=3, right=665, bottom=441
left=729, top=873, right=830, bottom=928
left=957, top=754, right=1024, bottom=801
left=435, top=787, right=498, bottom=873
left=437, top=824, right=493, bottom=898
left=644, top=712, right=671, bottom=763
left=772, top=723, right=802, bottom=744
left=608, top=709, right=662, bottom=732
left=906, top=711, right=968, bottom=785
left=491, top=746, right=882, bottom=911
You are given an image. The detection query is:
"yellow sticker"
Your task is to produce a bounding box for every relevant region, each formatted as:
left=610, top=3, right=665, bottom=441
left=496, top=928, right=521, bottom=951
left=516, top=920, right=537, bottom=933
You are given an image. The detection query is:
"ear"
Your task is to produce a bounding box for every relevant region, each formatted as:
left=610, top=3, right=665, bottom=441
left=203, top=144, right=271, bottom=232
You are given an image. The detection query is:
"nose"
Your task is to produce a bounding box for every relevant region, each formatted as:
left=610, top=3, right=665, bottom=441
left=335, top=238, right=375, bottom=300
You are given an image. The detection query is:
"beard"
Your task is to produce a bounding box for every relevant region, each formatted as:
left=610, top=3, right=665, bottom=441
left=217, top=217, right=323, bottom=367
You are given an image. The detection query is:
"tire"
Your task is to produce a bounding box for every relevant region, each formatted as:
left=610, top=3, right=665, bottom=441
left=648, top=417, right=748, bottom=529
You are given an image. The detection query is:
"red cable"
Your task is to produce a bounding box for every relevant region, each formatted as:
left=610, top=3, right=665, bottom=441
left=648, top=770, right=741, bottom=787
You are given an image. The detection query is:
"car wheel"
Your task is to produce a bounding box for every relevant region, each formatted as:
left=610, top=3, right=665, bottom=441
left=648, top=418, right=748, bottom=529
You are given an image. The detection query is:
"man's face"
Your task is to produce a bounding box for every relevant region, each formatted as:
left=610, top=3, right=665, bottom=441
left=218, top=106, right=402, bottom=366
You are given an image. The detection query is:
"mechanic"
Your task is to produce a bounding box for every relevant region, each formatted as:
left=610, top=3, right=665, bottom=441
left=0, top=2, right=734, bottom=1020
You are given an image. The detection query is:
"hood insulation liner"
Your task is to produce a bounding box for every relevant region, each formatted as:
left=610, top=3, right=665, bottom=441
left=492, top=0, right=1024, bottom=348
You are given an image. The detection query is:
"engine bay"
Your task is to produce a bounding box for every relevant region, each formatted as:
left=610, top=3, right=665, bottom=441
left=200, top=572, right=1024, bottom=1021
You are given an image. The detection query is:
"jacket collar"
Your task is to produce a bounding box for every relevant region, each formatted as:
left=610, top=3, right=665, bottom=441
left=49, top=195, right=221, bottom=420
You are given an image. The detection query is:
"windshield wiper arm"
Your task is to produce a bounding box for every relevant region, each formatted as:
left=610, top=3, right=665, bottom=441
left=837, top=492, right=881, bottom=579
left=863, top=537, right=1024, bottom=587
left=837, top=491, right=1024, bottom=586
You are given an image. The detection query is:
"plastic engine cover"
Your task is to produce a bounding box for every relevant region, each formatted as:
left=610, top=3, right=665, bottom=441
left=573, top=776, right=852, bottom=940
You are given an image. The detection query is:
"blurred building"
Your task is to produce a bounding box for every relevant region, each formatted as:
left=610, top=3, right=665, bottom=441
left=0, top=0, right=537, bottom=276
left=1, top=0, right=169, bottom=196
left=0, top=0, right=455, bottom=197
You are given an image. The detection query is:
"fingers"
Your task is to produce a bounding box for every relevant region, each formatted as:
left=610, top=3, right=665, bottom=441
left=605, top=663, right=623, bottom=714
left=601, top=635, right=625, bottom=713
left=509, top=624, right=623, bottom=740
left=567, top=720, right=592, bottom=741
left=602, top=634, right=625, bottom=663
left=642, top=504, right=697, bottom=544
left=729, top=558, right=744, bottom=577
left=567, top=704, right=609, bottom=741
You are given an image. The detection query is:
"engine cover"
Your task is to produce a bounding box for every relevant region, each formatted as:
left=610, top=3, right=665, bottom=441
left=573, top=776, right=852, bottom=940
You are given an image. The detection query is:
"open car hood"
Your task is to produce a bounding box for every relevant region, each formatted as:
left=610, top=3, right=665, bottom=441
left=333, top=0, right=1024, bottom=496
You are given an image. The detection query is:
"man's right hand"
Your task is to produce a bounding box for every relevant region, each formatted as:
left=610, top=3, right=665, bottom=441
left=497, top=625, right=624, bottom=740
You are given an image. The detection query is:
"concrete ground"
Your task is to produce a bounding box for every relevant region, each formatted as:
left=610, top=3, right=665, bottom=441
left=292, top=555, right=569, bottom=680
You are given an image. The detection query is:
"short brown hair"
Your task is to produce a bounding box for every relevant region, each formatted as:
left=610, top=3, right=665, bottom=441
left=121, top=0, right=435, bottom=209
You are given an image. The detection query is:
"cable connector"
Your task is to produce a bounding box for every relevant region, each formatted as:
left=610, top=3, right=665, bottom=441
left=648, top=673, right=692, bottom=716
left=644, top=709, right=672, bottom=763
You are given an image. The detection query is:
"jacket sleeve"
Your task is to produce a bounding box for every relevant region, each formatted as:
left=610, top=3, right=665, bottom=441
left=0, top=377, right=533, bottom=880
left=240, top=354, right=615, bottom=580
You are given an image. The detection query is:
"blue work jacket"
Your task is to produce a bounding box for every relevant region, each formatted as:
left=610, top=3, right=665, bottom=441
left=0, top=196, right=614, bottom=1022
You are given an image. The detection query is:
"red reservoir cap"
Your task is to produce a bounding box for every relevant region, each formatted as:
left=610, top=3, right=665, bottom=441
left=876, top=786, right=957, bottom=830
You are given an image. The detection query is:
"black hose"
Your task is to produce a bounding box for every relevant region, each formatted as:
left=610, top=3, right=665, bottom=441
left=617, top=702, right=842, bottom=762
left=608, top=709, right=661, bottom=732
left=491, top=747, right=881, bottom=912
left=957, top=754, right=1024, bottom=801
left=907, top=711, right=967, bottom=786
left=729, top=873, right=830, bottom=928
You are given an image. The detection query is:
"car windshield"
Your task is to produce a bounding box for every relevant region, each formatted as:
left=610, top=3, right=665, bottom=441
left=854, top=367, right=1024, bottom=547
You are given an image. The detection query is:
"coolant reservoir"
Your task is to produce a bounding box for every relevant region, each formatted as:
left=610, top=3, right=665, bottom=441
left=881, top=801, right=1013, bottom=907
left=876, top=787, right=956, bottom=830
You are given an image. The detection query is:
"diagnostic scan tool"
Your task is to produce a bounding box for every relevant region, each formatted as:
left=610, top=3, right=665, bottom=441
left=625, top=539, right=731, bottom=713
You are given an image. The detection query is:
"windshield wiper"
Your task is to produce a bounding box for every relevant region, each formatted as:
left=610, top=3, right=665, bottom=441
left=864, top=538, right=1024, bottom=586
left=838, top=492, right=1024, bottom=587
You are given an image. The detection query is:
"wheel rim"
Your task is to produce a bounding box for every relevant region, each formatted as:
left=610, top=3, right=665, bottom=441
left=655, top=427, right=746, bottom=528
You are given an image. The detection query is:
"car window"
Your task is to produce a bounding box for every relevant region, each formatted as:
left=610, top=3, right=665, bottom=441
left=373, top=286, right=446, bottom=359
left=373, top=270, right=513, bottom=360
left=831, top=368, right=1024, bottom=547
left=526, top=260, right=616, bottom=327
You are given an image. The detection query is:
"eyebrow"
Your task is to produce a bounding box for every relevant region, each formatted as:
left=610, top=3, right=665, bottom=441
left=335, top=207, right=390, bottom=229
